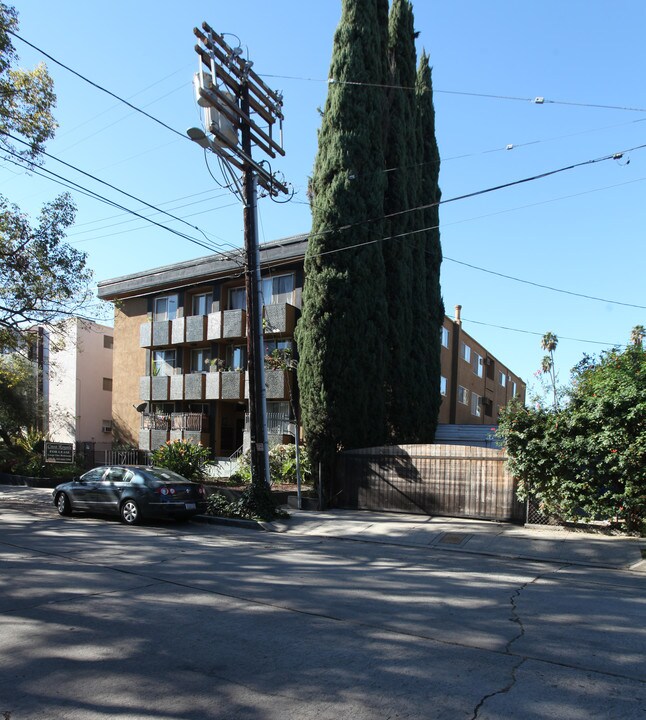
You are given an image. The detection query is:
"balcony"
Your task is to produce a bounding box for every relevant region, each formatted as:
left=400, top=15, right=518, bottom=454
left=140, top=375, right=172, bottom=402
left=263, top=303, right=298, bottom=336
left=264, top=369, right=293, bottom=401
left=140, top=304, right=297, bottom=349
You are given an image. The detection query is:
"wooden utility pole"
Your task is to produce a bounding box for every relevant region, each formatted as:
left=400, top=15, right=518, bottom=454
left=192, top=23, right=288, bottom=488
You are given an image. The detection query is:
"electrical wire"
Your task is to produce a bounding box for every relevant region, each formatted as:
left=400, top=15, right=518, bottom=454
left=451, top=314, right=625, bottom=348
left=7, top=29, right=189, bottom=141
left=303, top=142, right=646, bottom=248
left=266, top=71, right=646, bottom=113
left=2, top=147, right=241, bottom=260
left=5, top=132, right=238, bottom=254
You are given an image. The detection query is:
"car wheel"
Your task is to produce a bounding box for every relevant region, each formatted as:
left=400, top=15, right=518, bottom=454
left=120, top=499, right=140, bottom=525
left=56, top=492, right=72, bottom=516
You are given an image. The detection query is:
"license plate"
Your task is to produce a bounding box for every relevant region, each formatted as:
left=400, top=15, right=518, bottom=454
left=185, top=503, right=196, bottom=510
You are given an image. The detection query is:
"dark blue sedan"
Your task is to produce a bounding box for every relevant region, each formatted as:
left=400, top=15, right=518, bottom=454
left=53, top=466, right=207, bottom=525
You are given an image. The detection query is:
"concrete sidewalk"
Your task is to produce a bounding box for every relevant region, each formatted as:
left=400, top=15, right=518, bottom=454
left=267, top=508, right=646, bottom=572
left=3, top=484, right=644, bottom=572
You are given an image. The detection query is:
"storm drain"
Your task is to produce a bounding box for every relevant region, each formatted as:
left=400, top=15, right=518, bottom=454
left=437, top=533, right=471, bottom=547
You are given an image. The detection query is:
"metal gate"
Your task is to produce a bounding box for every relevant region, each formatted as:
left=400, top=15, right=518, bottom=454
left=333, top=444, right=525, bottom=522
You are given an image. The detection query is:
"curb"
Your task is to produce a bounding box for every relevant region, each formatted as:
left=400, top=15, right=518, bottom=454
left=191, top=514, right=263, bottom=531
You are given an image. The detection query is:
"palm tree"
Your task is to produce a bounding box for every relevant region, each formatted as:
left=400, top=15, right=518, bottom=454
left=540, top=332, right=559, bottom=410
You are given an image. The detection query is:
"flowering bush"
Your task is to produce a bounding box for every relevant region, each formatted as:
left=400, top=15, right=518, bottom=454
left=151, top=439, right=210, bottom=480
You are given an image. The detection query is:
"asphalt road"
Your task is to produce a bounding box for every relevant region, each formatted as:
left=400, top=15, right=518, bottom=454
left=1, top=487, right=644, bottom=719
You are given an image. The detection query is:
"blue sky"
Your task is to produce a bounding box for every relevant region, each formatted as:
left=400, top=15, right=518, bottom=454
left=7, top=1, right=645, bottom=396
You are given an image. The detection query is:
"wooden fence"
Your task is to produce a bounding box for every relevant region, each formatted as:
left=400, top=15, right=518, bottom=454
left=333, top=444, right=525, bottom=522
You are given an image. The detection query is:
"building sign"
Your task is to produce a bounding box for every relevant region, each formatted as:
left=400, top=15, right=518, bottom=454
left=44, top=442, right=74, bottom=464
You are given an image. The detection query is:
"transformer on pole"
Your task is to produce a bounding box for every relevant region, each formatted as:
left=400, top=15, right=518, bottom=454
left=189, top=23, right=289, bottom=488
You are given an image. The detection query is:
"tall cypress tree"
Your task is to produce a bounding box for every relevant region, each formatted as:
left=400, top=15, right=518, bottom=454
left=415, top=51, right=444, bottom=439
left=296, top=0, right=390, bottom=465
left=382, top=0, right=420, bottom=441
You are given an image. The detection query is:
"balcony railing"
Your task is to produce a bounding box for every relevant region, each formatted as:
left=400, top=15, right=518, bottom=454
left=140, top=303, right=299, bottom=348
left=141, top=412, right=208, bottom=432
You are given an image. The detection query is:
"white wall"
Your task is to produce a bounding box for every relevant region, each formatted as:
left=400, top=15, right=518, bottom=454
left=46, top=318, right=114, bottom=446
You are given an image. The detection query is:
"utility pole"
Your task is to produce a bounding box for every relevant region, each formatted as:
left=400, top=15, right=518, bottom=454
left=189, top=23, right=288, bottom=489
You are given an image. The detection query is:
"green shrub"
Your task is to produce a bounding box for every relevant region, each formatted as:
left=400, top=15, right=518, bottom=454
left=151, top=439, right=210, bottom=480
left=230, top=444, right=311, bottom=486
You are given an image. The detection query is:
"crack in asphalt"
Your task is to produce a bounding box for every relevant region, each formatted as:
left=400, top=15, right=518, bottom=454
left=471, top=566, right=569, bottom=719
left=471, top=657, right=527, bottom=719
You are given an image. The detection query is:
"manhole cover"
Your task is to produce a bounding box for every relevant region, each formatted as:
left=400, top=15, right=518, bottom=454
left=438, top=533, right=469, bottom=546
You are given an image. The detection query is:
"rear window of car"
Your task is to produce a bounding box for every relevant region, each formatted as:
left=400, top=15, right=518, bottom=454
left=145, top=469, right=192, bottom=484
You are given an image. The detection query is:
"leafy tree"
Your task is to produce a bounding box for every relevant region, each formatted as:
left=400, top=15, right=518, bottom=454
left=0, top=4, right=95, bottom=376
left=0, top=353, right=39, bottom=457
left=0, top=3, right=56, bottom=163
left=498, top=328, right=646, bottom=533
left=297, top=0, right=390, bottom=465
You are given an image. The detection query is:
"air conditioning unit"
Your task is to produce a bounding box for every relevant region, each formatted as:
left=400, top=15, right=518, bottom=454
left=102, top=422, right=113, bottom=434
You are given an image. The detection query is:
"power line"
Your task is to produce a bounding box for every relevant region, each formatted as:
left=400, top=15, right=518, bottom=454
left=6, top=132, right=239, bottom=254
left=267, top=71, right=646, bottom=113
left=304, top=143, right=645, bottom=248
left=452, top=315, right=625, bottom=348
left=7, top=29, right=189, bottom=142
left=3, top=147, right=241, bottom=259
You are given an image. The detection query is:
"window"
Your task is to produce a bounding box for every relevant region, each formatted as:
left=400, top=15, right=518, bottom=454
left=460, top=342, right=471, bottom=363
left=511, top=381, right=518, bottom=398
left=190, top=348, right=211, bottom=373
left=103, top=335, right=113, bottom=349
left=498, top=370, right=506, bottom=387
left=262, top=274, right=294, bottom=305
left=473, top=352, right=484, bottom=378
left=440, top=376, right=447, bottom=396
left=154, top=295, right=178, bottom=321
left=227, top=345, right=247, bottom=370
left=229, top=287, right=246, bottom=310
left=192, top=293, right=211, bottom=316
left=153, top=349, right=176, bottom=376
left=458, top=385, right=468, bottom=405
left=102, top=420, right=112, bottom=433
left=102, top=377, right=112, bottom=391
left=265, top=338, right=293, bottom=354
left=267, top=401, right=290, bottom=434
left=440, top=326, right=449, bottom=349
left=471, top=392, right=481, bottom=417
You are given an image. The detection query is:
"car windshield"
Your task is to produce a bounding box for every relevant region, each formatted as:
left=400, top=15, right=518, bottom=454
left=144, top=468, right=193, bottom=484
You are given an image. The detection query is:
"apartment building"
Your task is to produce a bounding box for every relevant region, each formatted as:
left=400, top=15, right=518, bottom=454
left=97, top=234, right=524, bottom=457
left=30, top=317, right=115, bottom=453
left=438, top=306, right=525, bottom=425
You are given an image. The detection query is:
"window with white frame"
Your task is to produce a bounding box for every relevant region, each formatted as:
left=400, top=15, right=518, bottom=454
left=192, top=293, right=211, bottom=316
left=473, top=351, right=484, bottom=378
left=440, top=376, right=447, bottom=396
left=153, top=349, right=176, bottom=376
left=154, top=295, right=178, bottom=321
left=511, top=381, right=518, bottom=398
left=190, top=348, right=211, bottom=373
left=498, top=370, right=506, bottom=387
left=440, top=326, right=449, bottom=349
left=471, top=392, right=481, bottom=417
left=228, top=287, right=246, bottom=311
left=458, top=385, right=468, bottom=405
left=262, top=274, right=294, bottom=305
left=460, top=342, right=471, bottom=363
